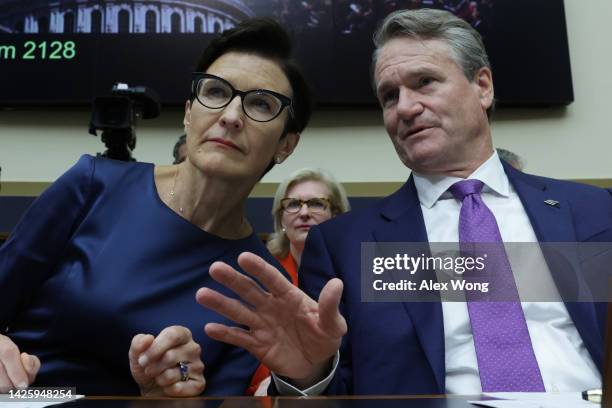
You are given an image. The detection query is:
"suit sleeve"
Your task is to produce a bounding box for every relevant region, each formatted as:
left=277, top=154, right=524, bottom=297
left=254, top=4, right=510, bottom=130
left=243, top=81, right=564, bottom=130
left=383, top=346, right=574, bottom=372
left=297, top=225, right=353, bottom=395
left=0, top=155, right=94, bottom=329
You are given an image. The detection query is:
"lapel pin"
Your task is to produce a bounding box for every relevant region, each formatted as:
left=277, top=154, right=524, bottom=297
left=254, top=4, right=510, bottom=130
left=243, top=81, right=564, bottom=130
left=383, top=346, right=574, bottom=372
left=544, top=199, right=560, bottom=208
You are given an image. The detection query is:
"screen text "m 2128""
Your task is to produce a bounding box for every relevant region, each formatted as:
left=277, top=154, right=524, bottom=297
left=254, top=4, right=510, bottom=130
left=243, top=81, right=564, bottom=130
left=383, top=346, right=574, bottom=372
left=0, top=41, right=76, bottom=60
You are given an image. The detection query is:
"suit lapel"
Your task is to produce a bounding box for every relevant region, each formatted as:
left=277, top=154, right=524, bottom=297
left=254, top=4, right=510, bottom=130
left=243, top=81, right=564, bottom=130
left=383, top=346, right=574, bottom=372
left=372, top=177, right=445, bottom=392
left=505, top=164, right=575, bottom=243
left=505, top=164, right=604, bottom=369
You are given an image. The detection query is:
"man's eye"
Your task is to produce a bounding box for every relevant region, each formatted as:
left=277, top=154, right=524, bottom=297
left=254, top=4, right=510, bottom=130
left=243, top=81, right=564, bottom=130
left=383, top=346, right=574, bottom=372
left=380, top=89, right=399, bottom=107
left=419, top=77, right=434, bottom=87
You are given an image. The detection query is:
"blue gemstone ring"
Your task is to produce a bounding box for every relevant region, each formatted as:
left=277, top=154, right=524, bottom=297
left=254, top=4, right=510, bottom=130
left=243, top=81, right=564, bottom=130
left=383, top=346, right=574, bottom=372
left=177, top=361, right=190, bottom=382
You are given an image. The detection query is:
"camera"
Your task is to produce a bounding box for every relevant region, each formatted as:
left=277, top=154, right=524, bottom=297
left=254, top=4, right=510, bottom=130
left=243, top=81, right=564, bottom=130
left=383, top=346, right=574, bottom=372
left=89, top=83, right=161, bottom=161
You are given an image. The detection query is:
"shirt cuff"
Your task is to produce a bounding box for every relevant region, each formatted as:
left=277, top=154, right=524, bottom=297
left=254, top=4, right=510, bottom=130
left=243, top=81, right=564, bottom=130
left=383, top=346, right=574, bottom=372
left=271, top=351, right=340, bottom=396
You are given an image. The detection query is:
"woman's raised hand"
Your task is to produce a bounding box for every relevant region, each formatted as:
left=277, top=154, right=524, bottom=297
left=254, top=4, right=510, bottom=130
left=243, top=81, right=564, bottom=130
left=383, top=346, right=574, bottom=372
left=196, top=252, right=346, bottom=387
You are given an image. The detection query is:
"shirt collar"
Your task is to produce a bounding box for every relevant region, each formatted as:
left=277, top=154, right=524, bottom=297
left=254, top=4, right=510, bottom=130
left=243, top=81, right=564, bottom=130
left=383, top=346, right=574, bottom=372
left=412, top=151, right=510, bottom=209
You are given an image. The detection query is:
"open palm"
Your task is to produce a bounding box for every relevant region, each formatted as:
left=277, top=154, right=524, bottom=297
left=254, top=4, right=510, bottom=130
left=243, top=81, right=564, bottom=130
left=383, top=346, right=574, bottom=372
left=196, top=252, right=346, bottom=381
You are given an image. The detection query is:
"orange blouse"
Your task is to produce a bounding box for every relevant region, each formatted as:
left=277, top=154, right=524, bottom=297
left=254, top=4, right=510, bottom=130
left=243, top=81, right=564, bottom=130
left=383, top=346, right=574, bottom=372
left=278, top=252, right=299, bottom=286
left=246, top=253, right=298, bottom=395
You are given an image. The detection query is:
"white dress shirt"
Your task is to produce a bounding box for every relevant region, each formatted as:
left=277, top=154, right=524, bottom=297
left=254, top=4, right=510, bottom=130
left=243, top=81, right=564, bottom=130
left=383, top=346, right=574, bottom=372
left=414, top=152, right=600, bottom=393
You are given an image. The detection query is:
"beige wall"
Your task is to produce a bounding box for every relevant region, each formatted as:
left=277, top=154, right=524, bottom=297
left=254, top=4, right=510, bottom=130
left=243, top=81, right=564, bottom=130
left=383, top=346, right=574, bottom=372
left=1, top=0, right=610, bottom=184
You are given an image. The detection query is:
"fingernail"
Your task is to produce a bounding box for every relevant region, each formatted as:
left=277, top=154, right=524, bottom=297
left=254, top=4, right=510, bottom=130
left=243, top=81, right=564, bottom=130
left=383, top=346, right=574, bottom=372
left=138, top=355, right=148, bottom=367
left=17, top=382, right=28, bottom=389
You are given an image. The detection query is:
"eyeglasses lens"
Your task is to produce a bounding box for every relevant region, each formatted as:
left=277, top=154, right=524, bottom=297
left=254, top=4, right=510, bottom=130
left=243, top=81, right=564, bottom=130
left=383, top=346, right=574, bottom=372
left=283, top=198, right=328, bottom=214
left=197, top=77, right=283, bottom=122
left=198, top=78, right=231, bottom=108
left=244, top=92, right=282, bottom=122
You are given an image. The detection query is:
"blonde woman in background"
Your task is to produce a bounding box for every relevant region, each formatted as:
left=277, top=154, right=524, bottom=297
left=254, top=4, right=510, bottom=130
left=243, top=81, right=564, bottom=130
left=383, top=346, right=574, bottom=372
left=267, top=168, right=351, bottom=284
left=247, top=168, right=350, bottom=395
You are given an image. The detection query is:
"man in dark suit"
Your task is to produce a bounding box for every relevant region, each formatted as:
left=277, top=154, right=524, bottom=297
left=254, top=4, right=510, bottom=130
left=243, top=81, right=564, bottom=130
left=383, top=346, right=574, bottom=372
left=197, top=8, right=612, bottom=395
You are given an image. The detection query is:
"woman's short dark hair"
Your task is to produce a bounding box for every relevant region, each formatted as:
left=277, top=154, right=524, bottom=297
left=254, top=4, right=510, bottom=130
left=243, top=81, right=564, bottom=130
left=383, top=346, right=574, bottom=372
left=195, top=18, right=312, bottom=136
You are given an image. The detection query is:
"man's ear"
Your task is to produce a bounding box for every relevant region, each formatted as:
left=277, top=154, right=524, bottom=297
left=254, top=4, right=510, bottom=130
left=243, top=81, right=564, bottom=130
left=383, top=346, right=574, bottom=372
left=274, top=132, right=300, bottom=164
left=475, top=66, right=494, bottom=111
left=183, top=100, right=192, bottom=130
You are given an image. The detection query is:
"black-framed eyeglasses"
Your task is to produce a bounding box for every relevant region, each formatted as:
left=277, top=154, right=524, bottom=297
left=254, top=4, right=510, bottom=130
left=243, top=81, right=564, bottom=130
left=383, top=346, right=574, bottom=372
left=280, top=197, right=331, bottom=214
left=191, top=73, right=294, bottom=123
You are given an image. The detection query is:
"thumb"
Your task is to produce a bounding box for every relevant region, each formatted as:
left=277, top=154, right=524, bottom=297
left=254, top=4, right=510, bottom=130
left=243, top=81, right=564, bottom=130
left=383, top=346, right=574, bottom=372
left=20, top=353, right=41, bottom=385
left=317, top=278, right=347, bottom=339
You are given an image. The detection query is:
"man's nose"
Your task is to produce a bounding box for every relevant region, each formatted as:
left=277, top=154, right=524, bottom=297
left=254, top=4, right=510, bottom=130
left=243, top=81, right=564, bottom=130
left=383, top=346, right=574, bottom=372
left=396, top=88, right=424, bottom=120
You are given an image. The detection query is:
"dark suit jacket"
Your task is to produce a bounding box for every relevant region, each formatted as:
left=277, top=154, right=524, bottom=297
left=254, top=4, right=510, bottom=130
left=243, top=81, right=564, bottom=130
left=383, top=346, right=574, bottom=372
left=299, top=163, right=612, bottom=395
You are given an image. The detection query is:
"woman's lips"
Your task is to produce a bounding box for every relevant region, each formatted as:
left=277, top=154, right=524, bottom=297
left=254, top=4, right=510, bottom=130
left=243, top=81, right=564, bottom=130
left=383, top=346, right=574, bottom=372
left=206, top=137, right=241, bottom=151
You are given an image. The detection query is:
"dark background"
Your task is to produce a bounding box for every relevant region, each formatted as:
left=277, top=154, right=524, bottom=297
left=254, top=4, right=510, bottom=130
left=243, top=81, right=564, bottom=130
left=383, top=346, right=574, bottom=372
left=0, top=0, right=572, bottom=108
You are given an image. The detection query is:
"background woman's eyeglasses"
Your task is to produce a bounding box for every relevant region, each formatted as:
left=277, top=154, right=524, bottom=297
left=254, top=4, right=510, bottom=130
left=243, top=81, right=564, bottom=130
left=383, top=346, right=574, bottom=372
left=191, top=73, right=294, bottom=123
left=281, top=198, right=331, bottom=214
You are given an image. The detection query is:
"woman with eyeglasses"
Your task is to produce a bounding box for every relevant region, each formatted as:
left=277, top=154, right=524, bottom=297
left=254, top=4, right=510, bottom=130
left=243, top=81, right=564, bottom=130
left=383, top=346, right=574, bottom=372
left=246, top=168, right=349, bottom=395
left=268, top=169, right=350, bottom=285
left=0, top=18, right=310, bottom=397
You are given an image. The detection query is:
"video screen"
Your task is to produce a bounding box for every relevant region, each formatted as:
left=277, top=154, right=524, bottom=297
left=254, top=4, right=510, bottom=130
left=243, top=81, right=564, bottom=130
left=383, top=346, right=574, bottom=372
left=0, top=0, right=572, bottom=107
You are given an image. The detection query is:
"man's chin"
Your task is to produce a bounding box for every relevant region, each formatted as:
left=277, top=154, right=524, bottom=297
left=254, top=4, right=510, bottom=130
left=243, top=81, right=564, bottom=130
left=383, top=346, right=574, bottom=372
left=398, top=151, right=445, bottom=174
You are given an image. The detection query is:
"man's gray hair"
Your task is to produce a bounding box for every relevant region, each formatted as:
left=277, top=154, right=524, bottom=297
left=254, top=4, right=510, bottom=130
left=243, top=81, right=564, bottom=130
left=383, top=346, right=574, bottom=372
left=372, top=8, right=495, bottom=117
left=372, top=8, right=491, bottom=82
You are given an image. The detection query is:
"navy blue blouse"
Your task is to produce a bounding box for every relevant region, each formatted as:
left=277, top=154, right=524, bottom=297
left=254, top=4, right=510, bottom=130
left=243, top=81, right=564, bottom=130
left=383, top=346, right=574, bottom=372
left=0, top=155, right=282, bottom=395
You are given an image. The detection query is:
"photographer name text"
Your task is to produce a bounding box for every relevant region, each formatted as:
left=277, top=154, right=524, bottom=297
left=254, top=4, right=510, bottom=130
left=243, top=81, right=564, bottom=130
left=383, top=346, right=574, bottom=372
left=371, top=253, right=489, bottom=293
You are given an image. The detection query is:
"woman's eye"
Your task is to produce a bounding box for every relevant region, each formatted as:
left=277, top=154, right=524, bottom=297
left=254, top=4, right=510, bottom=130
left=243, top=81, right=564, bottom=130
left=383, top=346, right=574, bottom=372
left=308, top=200, right=326, bottom=210
left=250, top=96, right=273, bottom=113
left=204, top=86, right=228, bottom=99
left=285, top=200, right=301, bottom=211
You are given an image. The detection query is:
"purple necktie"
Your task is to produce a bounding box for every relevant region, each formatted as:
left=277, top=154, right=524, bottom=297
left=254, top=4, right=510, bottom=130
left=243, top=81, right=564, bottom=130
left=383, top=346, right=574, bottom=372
left=449, top=179, right=545, bottom=392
